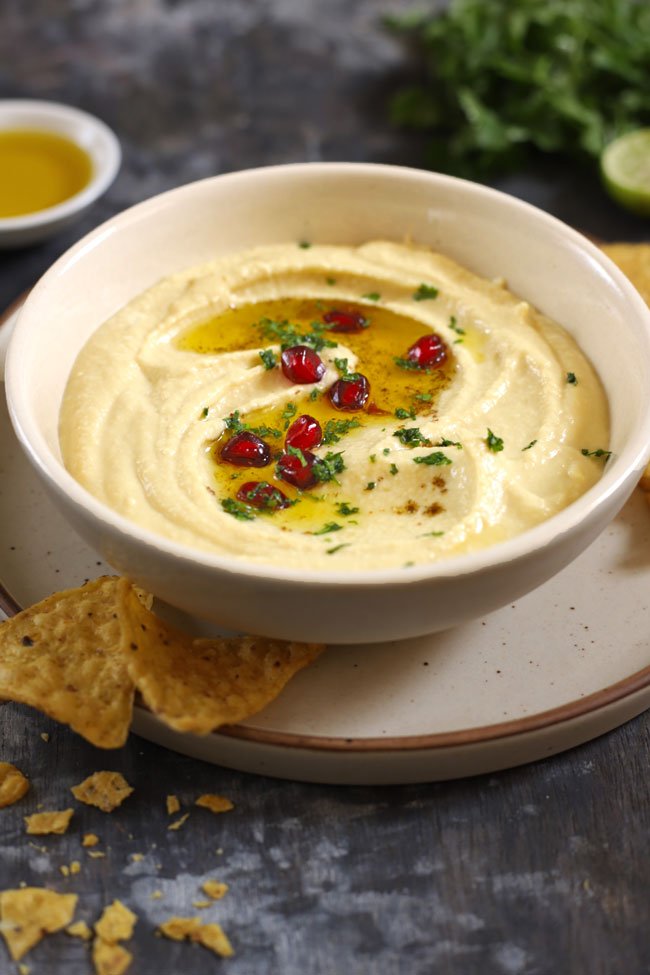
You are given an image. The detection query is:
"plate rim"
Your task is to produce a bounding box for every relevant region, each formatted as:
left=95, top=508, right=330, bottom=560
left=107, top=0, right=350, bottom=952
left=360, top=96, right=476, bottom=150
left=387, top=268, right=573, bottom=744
left=2, top=298, right=650, bottom=756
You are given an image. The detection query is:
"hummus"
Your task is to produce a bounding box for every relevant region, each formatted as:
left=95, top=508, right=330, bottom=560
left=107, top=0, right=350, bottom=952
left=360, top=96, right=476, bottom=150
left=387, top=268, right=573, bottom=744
left=59, top=241, right=610, bottom=570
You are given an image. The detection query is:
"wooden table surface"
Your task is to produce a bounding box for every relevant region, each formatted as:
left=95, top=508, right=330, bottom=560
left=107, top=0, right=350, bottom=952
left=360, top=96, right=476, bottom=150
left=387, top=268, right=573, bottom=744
left=1, top=2, right=649, bottom=973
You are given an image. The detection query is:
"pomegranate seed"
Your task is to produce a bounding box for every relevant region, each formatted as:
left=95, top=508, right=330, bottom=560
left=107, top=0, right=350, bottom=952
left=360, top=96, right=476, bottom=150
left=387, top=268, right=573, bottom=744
left=220, top=431, right=271, bottom=467
left=328, top=373, right=370, bottom=411
left=236, top=481, right=291, bottom=510
left=276, top=449, right=318, bottom=490
left=323, top=308, right=368, bottom=333
left=285, top=414, right=322, bottom=451
left=406, top=333, right=448, bottom=369
left=281, top=345, right=325, bottom=384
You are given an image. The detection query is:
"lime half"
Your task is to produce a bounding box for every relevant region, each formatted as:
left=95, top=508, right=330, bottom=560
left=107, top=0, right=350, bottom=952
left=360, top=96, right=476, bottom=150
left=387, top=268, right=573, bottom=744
left=601, top=128, right=650, bottom=217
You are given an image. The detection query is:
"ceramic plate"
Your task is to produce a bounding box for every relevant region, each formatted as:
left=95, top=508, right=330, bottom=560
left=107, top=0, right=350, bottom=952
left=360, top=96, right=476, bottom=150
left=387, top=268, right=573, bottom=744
left=1, top=304, right=650, bottom=784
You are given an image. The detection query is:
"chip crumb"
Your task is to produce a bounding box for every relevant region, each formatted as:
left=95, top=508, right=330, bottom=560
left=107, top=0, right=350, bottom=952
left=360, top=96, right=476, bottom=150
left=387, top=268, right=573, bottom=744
left=59, top=865, right=70, bottom=878
left=92, top=937, right=132, bottom=975
left=88, top=851, right=106, bottom=859
left=40, top=733, right=50, bottom=743
left=158, top=916, right=234, bottom=958
left=70, top=861, right=81, bottom=875
left=94, top=900, right=137, bottom=943
left=18, top=965, right=30, bottom=975
left=195, top=794, right=234, bottom=815
left=67, top=920, right=93, bottom=941
left=149, top=890, right=163, bottom=901
left=166, top=794, right=180, bottom=815
left=130, top=853, right=144, bottom=863
left=0, top=887, right=78, bottom=960
left=83, top=833, right=100, bottom=847
left=202, top=880, right=228, bottom=901
left=0, top=762, right=30, bottom=809
left=24, top=809, right=74, bottom=836
left=192, top=900, right=211, bottom=909
left=71, top=771, right=133, bottom=813
left=167, top=812, right=190, bottom=831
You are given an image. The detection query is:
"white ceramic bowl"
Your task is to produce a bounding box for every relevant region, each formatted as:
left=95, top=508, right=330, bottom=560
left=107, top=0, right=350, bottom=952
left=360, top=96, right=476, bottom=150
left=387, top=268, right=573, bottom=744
left=5, top=163, right=650, bottom=643
left=0, top=99, right=121, bottom=248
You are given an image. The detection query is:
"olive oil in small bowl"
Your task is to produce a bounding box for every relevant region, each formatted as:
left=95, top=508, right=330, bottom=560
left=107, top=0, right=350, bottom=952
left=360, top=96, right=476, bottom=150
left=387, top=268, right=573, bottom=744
left=0, top=100, right=121, bottom=248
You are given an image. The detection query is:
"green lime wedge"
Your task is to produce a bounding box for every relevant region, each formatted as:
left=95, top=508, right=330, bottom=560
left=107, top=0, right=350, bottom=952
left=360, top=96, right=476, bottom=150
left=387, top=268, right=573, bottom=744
left=601, top=129, right=650, bottom=217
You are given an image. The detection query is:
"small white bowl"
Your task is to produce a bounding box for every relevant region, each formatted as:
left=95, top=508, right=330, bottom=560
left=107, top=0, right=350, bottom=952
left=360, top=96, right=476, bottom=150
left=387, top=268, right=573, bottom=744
left=0, top=99, right=121, bottom=248
left=5, top=163, right=650, bottom=643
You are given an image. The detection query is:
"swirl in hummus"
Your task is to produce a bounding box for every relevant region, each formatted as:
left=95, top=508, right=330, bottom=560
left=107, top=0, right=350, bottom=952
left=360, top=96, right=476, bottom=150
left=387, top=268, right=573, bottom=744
left=59, top=241, right=610, bottom=571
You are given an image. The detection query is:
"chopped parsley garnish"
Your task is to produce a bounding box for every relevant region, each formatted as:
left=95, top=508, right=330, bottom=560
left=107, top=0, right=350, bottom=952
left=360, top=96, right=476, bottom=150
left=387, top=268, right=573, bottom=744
left=200, top=407, right=209, bottom=420
left=395, top=406, right=417, bottom=420
left=322, top=417, right=361, bottom=445
left=257, top=316, right=336, bottom=353
left=581, top=447, right=611, bottom=460
left=281, top=402, right=298, bottom=427
left=389, top=463, right=399, bottom=475
left=413, top=283, right=439, bottom=301
left=313, top=522, right=343, bottom=535
left=326, top=276, right=337, bottom=286
left=259, top=348, right=278, bottom=370
left=382, top=447, right=391, bottom=456
left=222, top=410, right=281, bottom=439
left=309, top=388, right=320, bottom=401
left=334, top=357, right=350, bottom=375
left=326, top=543, right=350, bottom=555
left=240, top=482, right=291, bottom=511
left=421, top=530, right=445, bottom=537
left=365, top=481, right=376, bottom=491
left=394, top=356, right=442, bottom=374
left=298, top=240, right=311, bottom=249
left=369, top=454, right=376, bottom=463
left=522, top=439, right=537, bottom=451
left=486, top=428, right=504, bottom=453
left=362, top=291, right=381, bottom=301
left=438, top=437, right=462, bottom=449
left=286, top=445, right=308, bottom=467
left=312, top=451, right=346, bottom=484
left=413, top=451, right=452, bottom=466
left=393, top=427, right=432, bottom=448
left=221, top=498, right=256, bottom=521
left=567, top=372, right=578, bottom=385
left=337, top=502, right=360, bottom=516
left=415, top=391, right=433, bottom=402
left=448, top=315, right=465, bottom=336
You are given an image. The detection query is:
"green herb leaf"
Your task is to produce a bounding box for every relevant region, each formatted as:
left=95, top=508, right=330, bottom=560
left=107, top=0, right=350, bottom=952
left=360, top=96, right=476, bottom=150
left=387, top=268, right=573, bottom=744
left=313, top=522, right=343, bottom=535
left=322, top=417, right=361, bottom=445
left=298, top=240, right=311, bottom=249
left=415, top=391, right=433, bottom=402
left=413, top=283, right=439, bottom=301
left=448, top=315, right=465, bottom=336
left=413, top=451, right=452, bottom=466
left=334, top=357, right=350, bottom=375
left=259, top=348, right=278, bottom=370
left=395, top=406, right=417, bottom=420
left=221, top=498, right=256, bottom=521
left=326, top=543, right=350, bottom=555
left=326, top=276, right=337, bottom=286
left=222, top=410, right=281, bottom=439
left=257, top=316, right=337, bottom=353
left=312, top=451, right=346, bottom=484
left=438, top=437, right=462, bottom=449
left=567, top=372, right=578, bottom=385
left=286, top=445, right=308, bottom=467
left=200, top=407, right=209, bottom=420
left=393, top=427, right=432, bottom=448
left=362, top=291, right=381, bottom=301
left=390, top=463, right=399, bottom=475
left=522, top=439, right=537, bottom=451
left=365, top=481, right=376, bottom=491
left=581, top=447, right=612, bottom=460
left=486, top=428, right=504, bottom=453
left=337, top=501, right=360, bottom=517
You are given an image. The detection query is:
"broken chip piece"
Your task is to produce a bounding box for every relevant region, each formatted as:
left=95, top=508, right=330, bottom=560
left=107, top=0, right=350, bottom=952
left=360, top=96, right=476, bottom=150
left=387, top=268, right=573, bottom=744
left=92, top=938, right=133, bottom=975
left=195, top=794, right=234, bottom=815
left=202, top=880, right=228, bottom=901
left=120, top=585, right=324, bottom=734
left=94, top=900, right=137, bottom=943
left=0, top=887, right=77, bottom=960
left=158, top=916, right=234, bottom=958
left=0, top=762, right=29, bottom=809
left=71, top=772, right=133, bottom=813
left=66, top=920, right=93, bottom=941
left=24, top=809, right=74, bottom=836
left=0, top=577, right=135, bottom=748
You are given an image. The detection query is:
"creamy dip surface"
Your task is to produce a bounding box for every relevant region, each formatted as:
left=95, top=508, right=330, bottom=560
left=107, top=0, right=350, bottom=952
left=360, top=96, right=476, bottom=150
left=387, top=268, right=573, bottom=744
left=59, top=241, right=610, bottom=571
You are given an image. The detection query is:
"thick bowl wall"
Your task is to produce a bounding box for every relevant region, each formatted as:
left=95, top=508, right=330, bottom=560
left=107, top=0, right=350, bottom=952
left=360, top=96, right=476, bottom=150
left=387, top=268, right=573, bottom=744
left=6, top=164, right=650, bottom=642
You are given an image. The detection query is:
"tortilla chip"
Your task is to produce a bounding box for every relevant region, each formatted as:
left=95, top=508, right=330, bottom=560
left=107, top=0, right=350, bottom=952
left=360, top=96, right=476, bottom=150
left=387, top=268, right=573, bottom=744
left=24, top=809, right=73, bottom=836
left=71, top=772, right=133, bottom=812
left=192, top=900, right=211, bottom=909
left=94, top=900, right=137, bottom=943
left=158, top=916, right=233, bottom=957
left=202, top=880, right=228, bottom=901
left=0, top=577, right=135, bottom=748
left=166, top=795, right=180, bottom=815
left=0, top=761, right=29, bottom=808
left=195, top=794, right=234, bottom=814
left=82, top=833, right=100, bottom=847
left=92, top=938, right=132, bottom=975
left=119, top=586, right=324, bottom=734
left=158, top=917, right=202, bottom=941
left=601, top=243, right=650, bottom=306
left=0, top=887, right=77, bottom=960
left=167, top=812, right=190, bottom=831
left=197, top=923, right=234, bottom=958
left=67, top=920, right=93, bottom=941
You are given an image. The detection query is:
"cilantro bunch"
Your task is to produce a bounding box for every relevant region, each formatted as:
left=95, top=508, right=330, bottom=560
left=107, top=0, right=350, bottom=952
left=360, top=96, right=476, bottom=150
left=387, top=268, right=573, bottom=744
left=386, top=0, right=650, bottom=177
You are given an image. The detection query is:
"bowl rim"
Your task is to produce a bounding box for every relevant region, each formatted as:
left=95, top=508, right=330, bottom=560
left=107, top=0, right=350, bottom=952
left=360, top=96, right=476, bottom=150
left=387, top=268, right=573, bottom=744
left=0, top=98, right=121, bottom=231
left=6, top=161, right=650, bottom=587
